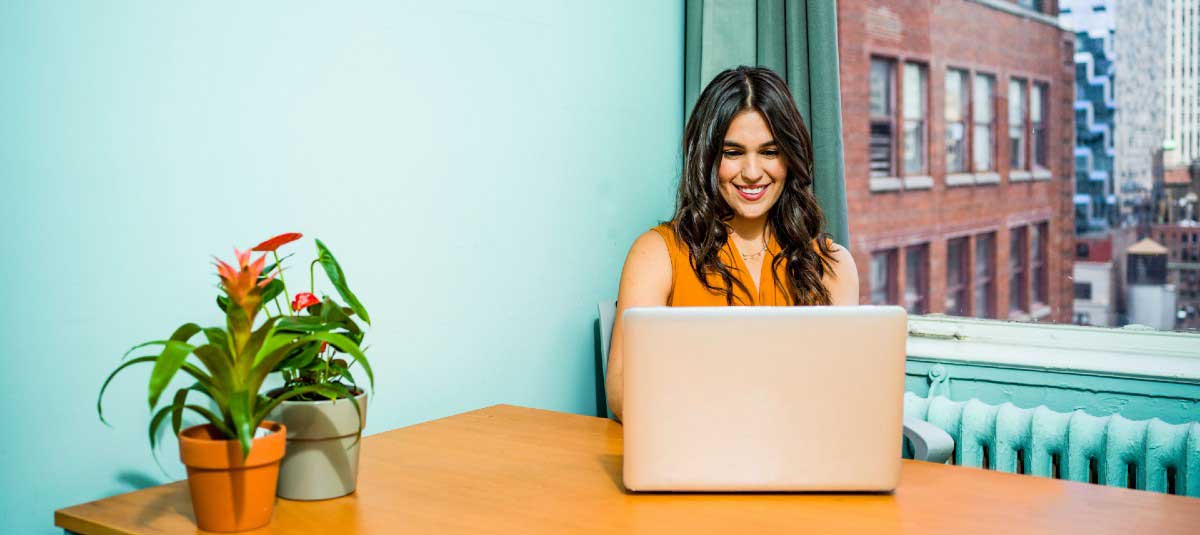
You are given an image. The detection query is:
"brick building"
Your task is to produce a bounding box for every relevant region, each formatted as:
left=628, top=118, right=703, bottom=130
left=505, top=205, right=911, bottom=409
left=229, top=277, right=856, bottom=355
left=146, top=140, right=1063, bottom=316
left=837, top=0, right=1077, bottom=324
left=1150, top=224, right=1200, bottom=330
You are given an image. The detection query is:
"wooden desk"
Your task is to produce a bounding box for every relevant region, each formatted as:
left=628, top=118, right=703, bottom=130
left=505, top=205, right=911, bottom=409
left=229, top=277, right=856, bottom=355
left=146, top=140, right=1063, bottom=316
left=57, top=404, right=1200, bottom=534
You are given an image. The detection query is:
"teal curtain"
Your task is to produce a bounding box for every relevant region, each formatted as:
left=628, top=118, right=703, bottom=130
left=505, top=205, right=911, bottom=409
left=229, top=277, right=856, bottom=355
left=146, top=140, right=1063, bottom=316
left=684, top=0, right=849, bottom=245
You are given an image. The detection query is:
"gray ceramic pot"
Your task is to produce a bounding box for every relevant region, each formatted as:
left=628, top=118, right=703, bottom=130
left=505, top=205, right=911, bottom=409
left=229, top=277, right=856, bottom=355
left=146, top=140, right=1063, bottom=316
left=269, top=391, right=367, bottom=501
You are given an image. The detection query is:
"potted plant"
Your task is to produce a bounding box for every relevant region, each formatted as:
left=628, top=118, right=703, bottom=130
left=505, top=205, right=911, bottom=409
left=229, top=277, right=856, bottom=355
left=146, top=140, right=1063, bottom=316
left=97, top=242, right=373, bottom=532
left=251, top=233, right=374, bottom=501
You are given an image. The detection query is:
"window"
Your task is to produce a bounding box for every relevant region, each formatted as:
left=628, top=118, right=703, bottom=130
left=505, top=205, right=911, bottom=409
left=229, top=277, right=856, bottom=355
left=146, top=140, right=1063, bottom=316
left=1075, top=282, right=1093, bottom=300
left=974, top=233, right=995, bottom=318
left=1010, top=227, right=1028, bottom=313
left=903, top=63, right=928, bottom=175
left=1009, top=78, right=1027, bottom=170
left=946, top=238, right=969, bottom=315
left=870, top=249, right=897, bottom=305
left=1032, top=82, right=1048, bottom=168
left=973, top=74, right=995, bottom=172
left=1017, top=0, right=1043, bottom=12
left=905, top=244, right=929, bottom=313
left=870, top=58, right=896, bottom=178
left=945, top=68, right=969, bottom=173
left=1032, top=222, right=1048, bottom=305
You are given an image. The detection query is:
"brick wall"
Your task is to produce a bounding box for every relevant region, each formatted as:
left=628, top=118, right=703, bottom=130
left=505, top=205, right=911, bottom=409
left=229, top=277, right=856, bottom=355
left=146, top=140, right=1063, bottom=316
left=837, top=0, right=1076, bottom=323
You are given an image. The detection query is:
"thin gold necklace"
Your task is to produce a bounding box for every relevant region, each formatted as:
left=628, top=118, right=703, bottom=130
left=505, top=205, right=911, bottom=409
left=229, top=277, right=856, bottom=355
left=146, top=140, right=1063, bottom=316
left=739, top=230, right=769, bottom=260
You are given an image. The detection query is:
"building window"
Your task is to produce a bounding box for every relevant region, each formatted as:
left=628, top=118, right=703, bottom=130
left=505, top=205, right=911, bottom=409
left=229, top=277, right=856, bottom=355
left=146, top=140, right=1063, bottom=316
left=870, top=57, right=896, bottom=178
left=1032, top=222, right=1048, bottom=305
left=1075, top=282, right=1093, bottom=300
left=871, top=249, right=897, bottom=305
left=904, top=244, right=929, bottom=313
left=1032, top=82, right=1049, bottom=168
left=945, top=68, right=969, bottom=174
left=1009, top=78, right=1027, bottom=170
left=1010, top=227, right=1028, bottom=313
left=1017, top=0, right=1043, bottom=13
left=973, top=73, right=995, bottom=172
left=974, top=233, right=995, bottom=318
left=946, top=238, right=969, bottom=315
left=903, top=62, right=928, bottom=175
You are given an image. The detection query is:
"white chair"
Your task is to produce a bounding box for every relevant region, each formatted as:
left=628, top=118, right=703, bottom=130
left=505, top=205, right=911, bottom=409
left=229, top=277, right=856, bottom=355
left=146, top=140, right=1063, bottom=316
left=596, top=299, right=955, bottom=463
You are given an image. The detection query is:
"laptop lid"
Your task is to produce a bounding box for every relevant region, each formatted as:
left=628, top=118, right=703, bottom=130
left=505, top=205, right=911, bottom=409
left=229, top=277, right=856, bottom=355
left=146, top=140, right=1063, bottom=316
left=621, top=306, right=907, bottom=492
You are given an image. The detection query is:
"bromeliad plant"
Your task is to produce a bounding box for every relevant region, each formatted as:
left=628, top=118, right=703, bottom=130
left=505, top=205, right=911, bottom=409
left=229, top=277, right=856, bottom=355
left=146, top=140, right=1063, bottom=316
left=97, top=234, right=373, bottom=459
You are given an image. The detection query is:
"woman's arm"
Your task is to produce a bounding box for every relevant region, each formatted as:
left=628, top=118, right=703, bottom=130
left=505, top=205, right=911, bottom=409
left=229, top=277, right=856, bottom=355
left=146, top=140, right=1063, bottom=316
left=824, top=243, right=860, bottom=306
left=606, top=230, right=673, bottom=422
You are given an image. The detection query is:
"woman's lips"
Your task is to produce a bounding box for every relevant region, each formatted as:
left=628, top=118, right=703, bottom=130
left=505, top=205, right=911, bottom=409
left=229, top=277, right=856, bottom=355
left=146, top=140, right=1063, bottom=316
left=735, top=183, right=768, bottom=201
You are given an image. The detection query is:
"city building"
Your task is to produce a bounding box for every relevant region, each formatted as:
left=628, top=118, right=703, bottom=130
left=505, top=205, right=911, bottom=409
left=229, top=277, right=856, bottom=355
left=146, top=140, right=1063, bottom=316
left=1061, top=0, right=1118, bottom=232
left=1150, top=223, right=1200, bottom=329
left=1163, top=0, right=1200, bottom=170
left=1111, top=0, right=1168, bottom=225
left=1124, top=238, right=1178, bottom=328
left=1073, top=232, right=1118, bottom=326
left=838, top=0, right=1076, bottom=323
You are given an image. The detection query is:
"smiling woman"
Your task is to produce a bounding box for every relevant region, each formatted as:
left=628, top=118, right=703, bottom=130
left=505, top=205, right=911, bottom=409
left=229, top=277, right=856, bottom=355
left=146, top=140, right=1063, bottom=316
left=604, top=66, right=859, bottom=421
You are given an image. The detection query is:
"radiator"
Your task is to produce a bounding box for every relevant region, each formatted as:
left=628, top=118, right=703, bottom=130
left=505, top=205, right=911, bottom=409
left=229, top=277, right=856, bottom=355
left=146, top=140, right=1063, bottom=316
left=904, top=392, right=1200, bottom=497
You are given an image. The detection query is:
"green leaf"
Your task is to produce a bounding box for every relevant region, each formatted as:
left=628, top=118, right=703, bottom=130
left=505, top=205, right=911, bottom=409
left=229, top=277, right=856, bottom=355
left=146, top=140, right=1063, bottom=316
left=260, top=278, right=285, bottom=305
left=97, top=356, right=156, bottom=426
left=240, top=316, right=281, bottom=373
left=147, top=340, right=197, bottom=410
left=121, top=323, right=201, bottom=362
left=315, top=239, right=370, bottom=325
left=216, top=295, right=229, bottom=313
left=230, top=391, right=255, bottom=459
left=191, top=343, right=232, bottom=391
left=259, top=253, right=293, bottom=282
left=319, top=297, right=362, bottom=334
left=302, top=332, right=373, bottom=391
left=275, top=315, right=338, bottom=333
left=170, top=386, right=194, bottom=438
left=277, top=342, right=320, bottom=371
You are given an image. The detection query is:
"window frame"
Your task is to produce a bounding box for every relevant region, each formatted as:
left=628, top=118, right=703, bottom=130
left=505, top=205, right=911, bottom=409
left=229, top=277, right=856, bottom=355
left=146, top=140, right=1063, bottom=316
left=972, top=72, right=996, bottom=173
left=902, top=61, right=929, bottom=176
left=870, top=248, right=899, bottom=305
left=945, top=67, right=971, bottom=174
left=946, top=237, right=970, bottom=316
left=1009, top=77, right=1028, bottom=171
left=905, top=243, right=930, bottom=314
left=1009, top=226, right=1029, bottom=314
left=1032, top=81, right=1050, bottom=169
left=1032, top=222, right=1048, bottom=306
left=973, top=232, right=996, bottom=319
left=869, top=56, right=898, bottom=178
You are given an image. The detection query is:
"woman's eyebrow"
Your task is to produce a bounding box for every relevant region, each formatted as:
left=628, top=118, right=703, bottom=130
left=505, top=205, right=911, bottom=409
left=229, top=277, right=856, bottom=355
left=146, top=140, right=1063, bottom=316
left=723, top=140, right=778, bottom=148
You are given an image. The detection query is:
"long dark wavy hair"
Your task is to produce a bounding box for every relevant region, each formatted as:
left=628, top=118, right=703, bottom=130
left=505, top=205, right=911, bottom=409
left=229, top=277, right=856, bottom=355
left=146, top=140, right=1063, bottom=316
left=673, top=66, right=837, bottom=305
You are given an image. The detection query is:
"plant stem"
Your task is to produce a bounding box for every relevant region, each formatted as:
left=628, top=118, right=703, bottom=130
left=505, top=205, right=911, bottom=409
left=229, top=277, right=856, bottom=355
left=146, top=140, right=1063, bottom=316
left=273, top=297, right=285, bottom=317
left=273, top=251, right=292, bottom=315
left=309, top=259, right=319, bottom=294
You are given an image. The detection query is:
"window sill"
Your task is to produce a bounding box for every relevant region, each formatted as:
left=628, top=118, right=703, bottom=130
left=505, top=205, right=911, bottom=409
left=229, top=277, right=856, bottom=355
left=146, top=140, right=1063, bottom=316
left=906, top=314, right=1200, bottom=382
left=946, top=173, right=975, bottom=187
left=1031, top=303, right=1051, bottom=319
left=904, top=175, right=934, bottom=190
left=869, top=176, right=903, bottom=192
left=974, top=172, right=1001, bottom=185
left=1032, top=168, right=1052, bottom=181
left=1010, top=170, right=1032, bottom=182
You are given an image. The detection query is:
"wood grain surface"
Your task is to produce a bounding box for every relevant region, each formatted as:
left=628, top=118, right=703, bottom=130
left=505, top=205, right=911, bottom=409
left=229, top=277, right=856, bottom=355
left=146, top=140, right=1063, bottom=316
left=56, top=404, right=1200, bottom=534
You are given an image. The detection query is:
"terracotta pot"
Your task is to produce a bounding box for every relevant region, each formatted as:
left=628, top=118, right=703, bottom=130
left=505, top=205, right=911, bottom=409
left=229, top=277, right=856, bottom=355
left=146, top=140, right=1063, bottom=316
left=270, top=391, right=367, bottom=500
left=178, top=422, right=286, bottom=532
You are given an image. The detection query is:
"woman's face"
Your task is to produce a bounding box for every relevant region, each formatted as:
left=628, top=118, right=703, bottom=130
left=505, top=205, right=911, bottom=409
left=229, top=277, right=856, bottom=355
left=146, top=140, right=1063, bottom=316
left=717, top=110, right=787, bottom=222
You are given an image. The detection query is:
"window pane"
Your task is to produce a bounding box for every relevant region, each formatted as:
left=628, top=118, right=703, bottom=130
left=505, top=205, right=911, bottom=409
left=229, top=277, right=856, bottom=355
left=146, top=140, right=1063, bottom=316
left=946, top=238, right=968, bottom=316
left=1010, top=228, right=1027, bottom=313
left=871, top=250, right=894, bottom=305
left=870, top=59, right=893, bottom=117
left=870, top=122, right=894, bottom=177
left=904, top=119, right=925, bottom=174
left=903, top=63, right=925, bottom=120
left=945, top=69, right=968, bottom=173
left=974, top=233, right=994, bottom=318
left=973, top=74, right=994, bottom=171
left=1009, top=79, right=1026, bottom=169
left=905, top=245, right=928, bottom=313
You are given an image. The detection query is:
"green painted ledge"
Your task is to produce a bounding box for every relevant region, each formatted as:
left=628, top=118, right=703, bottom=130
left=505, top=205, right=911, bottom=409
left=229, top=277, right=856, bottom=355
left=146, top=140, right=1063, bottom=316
left=903, top=315, right=1200, bottom=425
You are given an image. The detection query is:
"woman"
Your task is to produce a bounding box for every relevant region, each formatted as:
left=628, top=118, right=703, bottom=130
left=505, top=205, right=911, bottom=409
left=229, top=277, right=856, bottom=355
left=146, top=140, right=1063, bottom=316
left=606, top=66, right=859, bottom=421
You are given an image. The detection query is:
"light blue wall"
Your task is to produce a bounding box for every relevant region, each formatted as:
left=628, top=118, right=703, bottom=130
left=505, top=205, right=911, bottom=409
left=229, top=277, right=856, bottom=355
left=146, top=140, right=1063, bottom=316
left=0, top=1, right=683, bottom=532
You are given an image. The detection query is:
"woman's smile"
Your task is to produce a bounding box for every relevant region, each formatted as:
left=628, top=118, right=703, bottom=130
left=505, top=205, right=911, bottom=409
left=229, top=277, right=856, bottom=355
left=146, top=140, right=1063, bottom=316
left=734, top=182, right=770, bottom=201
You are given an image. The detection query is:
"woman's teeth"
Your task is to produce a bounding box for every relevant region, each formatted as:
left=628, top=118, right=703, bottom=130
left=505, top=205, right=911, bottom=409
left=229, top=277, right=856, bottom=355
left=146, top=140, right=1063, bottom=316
left=737, top=185, right=765, bottom=194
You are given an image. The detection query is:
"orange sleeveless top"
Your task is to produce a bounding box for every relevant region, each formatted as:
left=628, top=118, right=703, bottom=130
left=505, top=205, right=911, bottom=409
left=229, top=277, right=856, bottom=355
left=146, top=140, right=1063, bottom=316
left=651, top=223, right=831, bottom=306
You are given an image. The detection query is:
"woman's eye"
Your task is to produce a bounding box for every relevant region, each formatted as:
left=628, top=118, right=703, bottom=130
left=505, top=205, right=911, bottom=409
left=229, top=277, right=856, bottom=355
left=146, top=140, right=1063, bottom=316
left=723, top=151, right=742, bottom=157
left=763, top=150, right=779, bottom=157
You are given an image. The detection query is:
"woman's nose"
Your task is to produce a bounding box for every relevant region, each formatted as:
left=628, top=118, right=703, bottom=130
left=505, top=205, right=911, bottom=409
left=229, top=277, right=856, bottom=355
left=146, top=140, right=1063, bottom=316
left=741, top=157, right=764, bottom=181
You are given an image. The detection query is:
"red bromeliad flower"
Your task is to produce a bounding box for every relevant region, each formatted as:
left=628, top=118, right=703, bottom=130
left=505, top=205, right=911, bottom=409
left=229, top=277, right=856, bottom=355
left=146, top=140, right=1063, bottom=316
left=214, top=249, right=275, bottom=316
left=252, top=232, right=303, bottom=253
left=291, top=292, right=320, bottom=312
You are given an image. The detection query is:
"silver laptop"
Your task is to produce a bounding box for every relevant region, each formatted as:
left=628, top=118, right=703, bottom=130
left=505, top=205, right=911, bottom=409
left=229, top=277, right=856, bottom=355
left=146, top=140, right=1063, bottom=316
left=621, top=305, right=907, bottom=492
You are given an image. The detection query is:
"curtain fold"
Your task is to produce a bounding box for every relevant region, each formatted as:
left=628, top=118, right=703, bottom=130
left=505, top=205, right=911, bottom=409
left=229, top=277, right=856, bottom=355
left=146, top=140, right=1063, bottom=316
left=684, top=0, right=850, bottom=245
